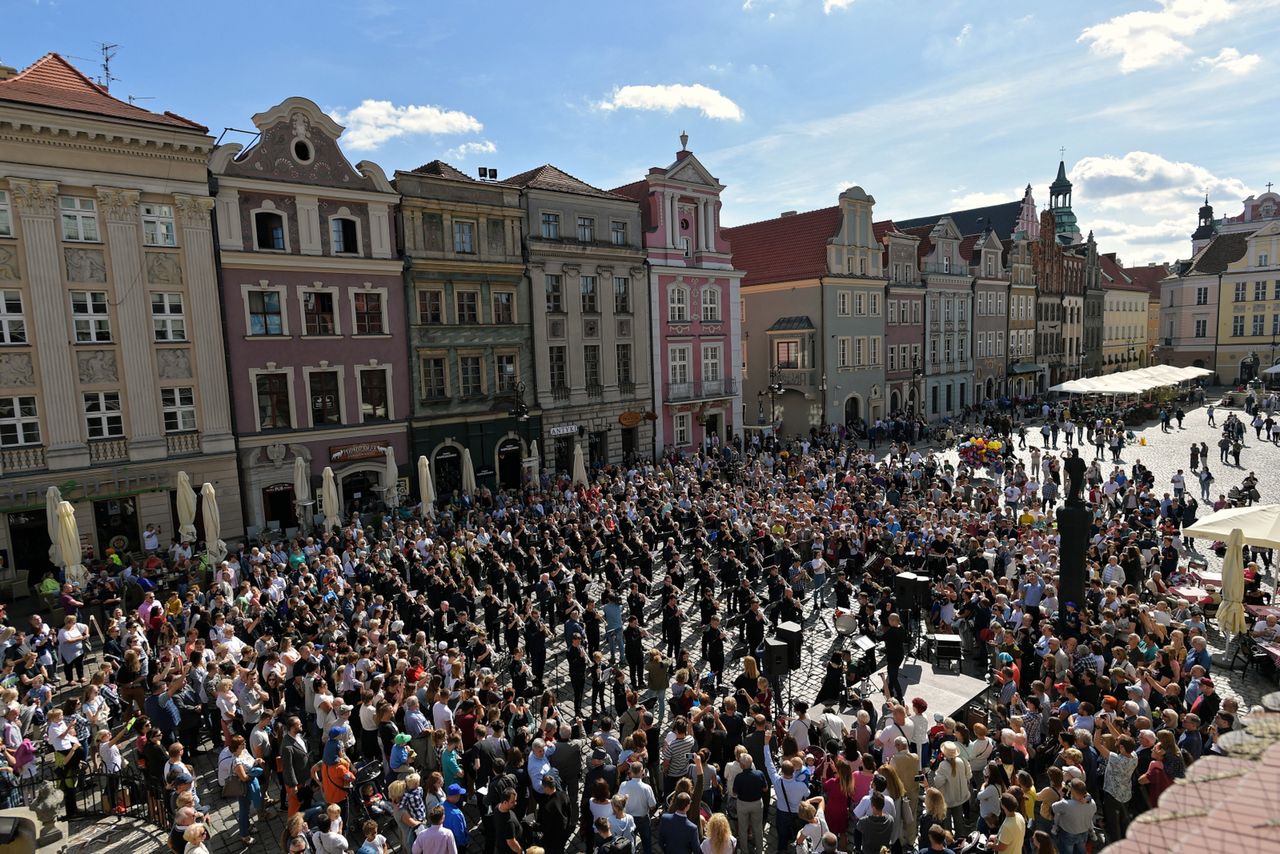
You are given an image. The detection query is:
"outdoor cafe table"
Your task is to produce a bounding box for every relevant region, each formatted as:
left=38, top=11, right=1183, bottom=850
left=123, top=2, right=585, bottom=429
left=1246, top=603, right=1280, bottom=620
left=1169, top=585, right=1215, bottom=605
left=1191, top=569, right=1225, bottom=588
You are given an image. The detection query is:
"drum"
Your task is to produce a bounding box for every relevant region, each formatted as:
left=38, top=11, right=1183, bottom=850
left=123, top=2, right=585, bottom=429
left=834, top=609, right=857, bottom=636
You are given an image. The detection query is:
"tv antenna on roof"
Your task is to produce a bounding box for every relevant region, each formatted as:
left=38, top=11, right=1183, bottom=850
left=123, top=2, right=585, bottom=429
left=97, top=42, right=119, bottom=91
left=127, top=95, right=154, bottom=106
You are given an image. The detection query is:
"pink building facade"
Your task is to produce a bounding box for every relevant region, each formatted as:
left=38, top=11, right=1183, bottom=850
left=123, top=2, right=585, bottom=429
left=613, top=140, right=743, bottom=452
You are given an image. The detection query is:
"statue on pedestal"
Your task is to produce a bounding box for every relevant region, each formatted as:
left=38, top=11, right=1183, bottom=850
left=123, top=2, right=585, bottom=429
left=1064, top=448, right=1087, bottom=507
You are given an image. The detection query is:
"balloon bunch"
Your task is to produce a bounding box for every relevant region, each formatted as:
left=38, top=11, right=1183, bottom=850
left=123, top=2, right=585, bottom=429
left=957, top=435, right=1003, bottom=467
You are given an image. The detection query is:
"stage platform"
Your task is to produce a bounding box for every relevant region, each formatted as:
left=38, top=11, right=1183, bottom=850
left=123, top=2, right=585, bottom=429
left=813, top=660, right=990, bottom=722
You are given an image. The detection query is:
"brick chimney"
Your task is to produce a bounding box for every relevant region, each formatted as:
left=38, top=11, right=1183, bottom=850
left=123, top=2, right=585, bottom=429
left=0, top=63, right=17, bottom=81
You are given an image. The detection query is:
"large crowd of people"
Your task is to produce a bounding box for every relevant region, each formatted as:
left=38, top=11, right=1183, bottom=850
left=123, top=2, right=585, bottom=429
left=1, top=394, right=1273, bottom=854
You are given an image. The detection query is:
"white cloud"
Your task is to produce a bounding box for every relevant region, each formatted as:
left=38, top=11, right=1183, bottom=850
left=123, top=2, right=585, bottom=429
left=955, top=23, right=972, bottom=46
left=823, top=0, right=855, bottom=13
left=328, top=99, right=483, bottom=150
left=445, top=140, right=496, bottom=160
left=1198, top=46, right=1261, bottom=74
left=1077, top=0, right=1236, bottom=72
left=949, top=187, right=1024, bottom=209
left=1069, top=150, right=1248, bottom=217
left=596, top=84, right=744, bottom=121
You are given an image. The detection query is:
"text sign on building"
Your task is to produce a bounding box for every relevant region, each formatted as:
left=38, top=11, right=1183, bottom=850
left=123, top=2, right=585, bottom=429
left=329, top=441, right=391, bottom=464
left=547, top=424, right=579, bottom=437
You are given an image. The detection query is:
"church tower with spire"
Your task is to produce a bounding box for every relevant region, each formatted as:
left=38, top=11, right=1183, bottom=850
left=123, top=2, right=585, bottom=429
left=1191, top=194, right=1217, bottom=254
left=1049, top=157, right=1082, bottom=244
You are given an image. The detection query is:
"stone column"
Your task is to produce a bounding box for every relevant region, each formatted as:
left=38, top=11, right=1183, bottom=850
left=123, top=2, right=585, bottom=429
left=697, top=198, right=709, bottom=251
left=8, top=179, right=89, bottom=468
left=173, top=194, right=235, bottom=455
left=96, top=187, right=165, bottom=461
left=667, top=192, right=678, bottom=248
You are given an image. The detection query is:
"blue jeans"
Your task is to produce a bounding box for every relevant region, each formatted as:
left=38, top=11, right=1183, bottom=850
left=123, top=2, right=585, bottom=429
left=1054, top=830, right=1088, bottom=854
left=811, top=575, right=828, bottom=608
left=606, top=628, right=624, bottom=661
left=774, top=810, right=797, bottom=853
left=237, top=794, right=251, bottom=837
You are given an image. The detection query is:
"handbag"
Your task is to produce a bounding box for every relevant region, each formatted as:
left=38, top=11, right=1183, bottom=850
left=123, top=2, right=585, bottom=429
left=223, top=769, right=247, bottom=798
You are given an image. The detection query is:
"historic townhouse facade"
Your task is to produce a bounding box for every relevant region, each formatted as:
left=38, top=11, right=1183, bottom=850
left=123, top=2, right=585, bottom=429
left=1005, top=238, right=1039, bottom=396
left=508, top=165, right=651, bottom=470
left=964, top=230, right=1010, bottom=406
left=394, top=162, right=534, bottom=495
left=0, top=54, right=239, bottom=585
left=1099, top=253, right=1152, bottom=371
left=724, top=187, right=887, bottom=432
left=612, top=138, right=742, bottom=451
left=1214, top=222, right=1280, bottom=382
left=211, top=97, right=407, bottom=532
left=906, top=218, right=973, bottom=418
left=883, top=226, right=925, bottom=415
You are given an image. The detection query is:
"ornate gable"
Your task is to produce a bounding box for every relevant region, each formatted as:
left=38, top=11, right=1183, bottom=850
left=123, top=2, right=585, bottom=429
left=665, top=152, right=722, bottom=190
left=220, top=97, right=372, bottom=190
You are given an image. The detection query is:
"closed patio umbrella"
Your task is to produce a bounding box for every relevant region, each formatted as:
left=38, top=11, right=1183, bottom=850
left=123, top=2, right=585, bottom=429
left=383, top=446, right=399, bottom=509
left=176, top=471, right=198, bottom=543
left=321, top=466, right=340, bottom=532
left=45, top=486, right=62, bottom=565
left=54, top=500, right=86, bottom=586
left=293, top=456, right=310, bottom=529
left=461, top=449, right=477, bottom=496
left=417, top=455, right=435, bottom=514
left=572, top=441, right=588, bottom=485
left=201, top=482, right=226, bottom=562
left=1217, top=527, right=1248, bottom=635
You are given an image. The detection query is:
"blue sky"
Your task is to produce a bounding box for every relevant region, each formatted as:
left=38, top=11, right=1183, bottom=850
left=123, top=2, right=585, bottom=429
left=6, top=0, right=1278, bottom=264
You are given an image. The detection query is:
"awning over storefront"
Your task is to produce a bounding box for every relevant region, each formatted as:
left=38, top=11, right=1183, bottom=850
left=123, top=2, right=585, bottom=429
left=1048, top=364, right=1211, bottom=395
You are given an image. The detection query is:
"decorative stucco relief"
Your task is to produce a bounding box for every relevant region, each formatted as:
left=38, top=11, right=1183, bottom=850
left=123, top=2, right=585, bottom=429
left=0, top=246, right=18, bottom=281
left=146, top=252, right=182, bottom=285
left=65, top=248, right=106, bottom=283
left=157, top=348, right=192, bottom=379
left=77, top=350, right=117, bottom=383
left=0, top=353, right=34, bottom=387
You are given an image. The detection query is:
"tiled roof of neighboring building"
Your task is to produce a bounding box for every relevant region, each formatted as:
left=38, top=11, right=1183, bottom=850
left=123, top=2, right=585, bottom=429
left=1123, top=263, right=1172, bottom=297
left=766, top=315, right=815, bottom=332
left=609, top=179, right=650, bottom=202
left=894, top=199, right=1023, bottom=240
left=1190, top=232, right=1250, bottom=275
left=722, top=207, right=840, bottom=287
left=408, top=160, right=475, bottom=181
left=505, top=164, right=623, bottom=199
left=0, top=53, right=206, bottom=131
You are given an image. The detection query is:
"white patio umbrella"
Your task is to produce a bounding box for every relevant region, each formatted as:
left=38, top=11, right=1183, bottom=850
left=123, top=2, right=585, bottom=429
left=45, top=486, right=62, bottom=565
left=1184, top=504, right=1280, bottom=550
left=293, top=456, right=310, bottom=528
left=176, top=471, right=198, bottom=543
left=321, top=466, right=340, bottom=532
left=1217, top=528, right=1248, bottom=635
left=54, top=500, right=86, bottom=586
left=201, top=482, right=226, bottom=562
left=417, top=455, right=436, bottom=513
left=461, top=449, right=477, bottom=496
left=572, top=441, right=588, bottom=485
left=383, top=446, right=399, bottom=509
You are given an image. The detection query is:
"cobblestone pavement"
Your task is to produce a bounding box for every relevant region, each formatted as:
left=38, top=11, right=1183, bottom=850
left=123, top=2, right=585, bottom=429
left=79, top=394, right=1280, bottom=854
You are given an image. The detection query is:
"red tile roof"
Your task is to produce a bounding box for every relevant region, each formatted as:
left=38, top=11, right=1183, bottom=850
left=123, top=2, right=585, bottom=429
left=723, top=209, right=897, bottom=287
left=0, top=53, right=206, bottom=131
left=1100, top=252, right=1149, bottom=291
left=408, top=160, right=475, bottom=181
left=722, top=207, right=840, bottom=287
left=505, top=164, right=624, bottom=199
left=1123, top=262, right=1172, bottom=298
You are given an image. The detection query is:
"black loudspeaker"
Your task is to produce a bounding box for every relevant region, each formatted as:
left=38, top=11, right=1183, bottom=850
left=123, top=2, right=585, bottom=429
left=776, top=620, right=803, bottom=670
left=763, top=637, right=791, bottom=676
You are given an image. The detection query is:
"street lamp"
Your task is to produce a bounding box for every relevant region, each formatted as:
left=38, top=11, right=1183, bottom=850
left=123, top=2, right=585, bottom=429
left=506, top=380, right=530, bottom=421
left=764, top=367, right=784, bottom=427
left=912, top=355, right=924, bottom=417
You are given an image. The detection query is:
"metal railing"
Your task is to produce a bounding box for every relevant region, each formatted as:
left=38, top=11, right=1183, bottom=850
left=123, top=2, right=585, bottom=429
left=665, top=377, right=738, bottom=401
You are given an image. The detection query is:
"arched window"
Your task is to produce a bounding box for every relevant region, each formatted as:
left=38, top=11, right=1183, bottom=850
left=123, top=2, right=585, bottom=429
left=253, top=209, right=286, bottom=251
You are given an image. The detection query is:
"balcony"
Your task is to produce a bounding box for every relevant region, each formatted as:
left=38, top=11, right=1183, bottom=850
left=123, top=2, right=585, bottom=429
left=88, top=438, right=129, bottom=464
left=166, top=432, right=202, bottom=457
left=775, top=368, right=817, bottom=390
left=0, top=445, right=46, bottom=474
left=666, top=377, right=739, bottom=402
left=586, top=384, right=604, bottom=399
left=618, top=380, right=636, bottom=396
left=551, top=385, right=570, bottom=402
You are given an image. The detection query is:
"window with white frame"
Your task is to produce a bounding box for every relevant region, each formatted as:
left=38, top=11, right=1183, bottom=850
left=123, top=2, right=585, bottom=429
left=837, top=291, right=851, bottom=317
left=161, top=387, right=196, bottom=432
left=869, top=292, right=880, bottom=316
left=331, top=217, right=359, bottom=254
left=492, top=290, right=515, bottom=324
left=246, top=289, right=284, bottom=336
left=0, top=190, right=11, bottom=237
left=1195, top=319, right=1208, bottom=338
left=151, top=292, right=185, bottom=341
left=855, top=337, right=865, bottom=366
left=577, top=216, right=595, bottom=243
left=71, top=291, right=110, bottom=342
left=309, top=370, right=342, bottom=425
left=838, top=336, right=851, bottom=368
left=495, top=353, right=518, bottom=392
left=458, top=355, right=483, bottom=397
left=580, top=276, right=599, bottom=313
left=0, top=290, right=25, bottom=344
left=358, top=367, right=390, bottom=421
left=669, top=286, right=689, bottom=322
left=614, top=277, right=631, bottom=314
left=353, top=291, right=385, bottom=334
left=616, top=343, right=633, bottom=385
left=545, top=275, right=564, bottom=313
left=255, top=373, right=292, bottom=429
left=540, top=212, right=560, bottom=239
left=584, top=345, right=602, bottom=388
left=253, top=210, right=286, bottom=250
left=701, top=343, right=721, bottom=381
left=610, top=221, right=627, bottom=246
left=549, top=346, right=568, bottom=389
left=142, top=204, right=176, bottom=247
left=0, top=396, right=39, bottom=447
left=701, top=287, right=720, bottom=321
left=977, top=335, right=986, bottom=358
left=871, top=336, right=880, bottom=365
left=84, top=391, right=123, bottom=438
left=854, top=292, right=866, bottom=316
left=673, top=412, right=691, bottom=446
left=888, top=346, right=897, bottom=372
left=452, top=220, right=475, bottom=254
left=669, top=346, right=690, bottom=385
left=774, top=339, right=800, bottom=369
left=303, top=290, right=337, bottom=336
left=60, top=197, right=99, bottom=242
left=887, top=300, right=897, bottom=324
left=420, top=356, right=447, bottom=400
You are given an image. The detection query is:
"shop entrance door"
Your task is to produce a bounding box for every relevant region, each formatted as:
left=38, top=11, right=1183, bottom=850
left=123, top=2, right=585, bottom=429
left=6, top=510, right=53, bottom=593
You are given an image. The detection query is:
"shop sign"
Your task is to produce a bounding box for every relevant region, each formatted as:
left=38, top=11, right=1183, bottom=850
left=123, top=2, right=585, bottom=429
left=618, top=411, right=644, bottom=428
left=329, top=441, right=391, bottom=463
left=548, top=424, right=579, bottom=437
